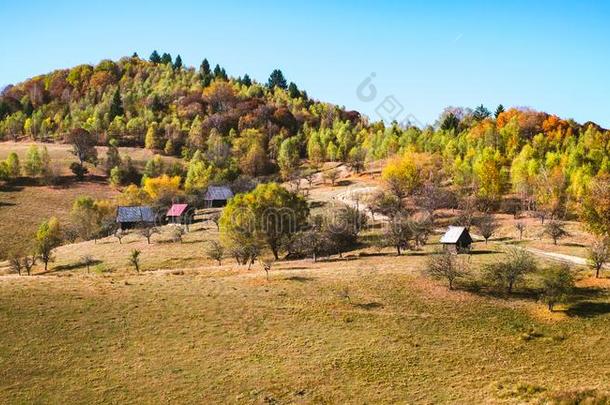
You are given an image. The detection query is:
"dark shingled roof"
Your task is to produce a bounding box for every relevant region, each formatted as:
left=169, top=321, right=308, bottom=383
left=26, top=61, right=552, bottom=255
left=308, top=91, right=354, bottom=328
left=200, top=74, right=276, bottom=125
left=204, top=186, right=233, bottom=201
left=116, top=206, right=155, bottom=223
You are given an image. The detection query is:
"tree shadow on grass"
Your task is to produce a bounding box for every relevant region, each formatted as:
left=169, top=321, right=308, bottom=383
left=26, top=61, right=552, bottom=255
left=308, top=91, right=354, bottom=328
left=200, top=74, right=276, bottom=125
left=283, top=275, right=315, bottom=282
left=468, top=250, right=501, bottom=256
left=47, top=259, right=103, bottom=273
left=353, top=302, right=384, bottom=310
left=0, top=201, right=16, bottom=207
left=567, top=302, right=610, bottom=318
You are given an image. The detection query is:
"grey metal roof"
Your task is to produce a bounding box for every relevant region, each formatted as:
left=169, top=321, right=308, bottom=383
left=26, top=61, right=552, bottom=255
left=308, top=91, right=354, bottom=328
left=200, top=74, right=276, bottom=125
left=440, top=226, right=469, bottom=244
left=204, top=186, right=233, bottom=201
left=116, top=206, right=155, bottom=223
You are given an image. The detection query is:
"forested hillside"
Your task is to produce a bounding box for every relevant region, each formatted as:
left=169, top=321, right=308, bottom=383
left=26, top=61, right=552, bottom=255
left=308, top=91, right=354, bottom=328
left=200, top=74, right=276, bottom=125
left=1, top=52, right=609, bottom=223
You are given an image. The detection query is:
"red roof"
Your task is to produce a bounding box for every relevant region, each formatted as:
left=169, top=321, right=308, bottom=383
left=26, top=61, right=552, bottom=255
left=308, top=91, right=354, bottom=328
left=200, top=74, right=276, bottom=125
left=166, top=203, right=188, bottom=217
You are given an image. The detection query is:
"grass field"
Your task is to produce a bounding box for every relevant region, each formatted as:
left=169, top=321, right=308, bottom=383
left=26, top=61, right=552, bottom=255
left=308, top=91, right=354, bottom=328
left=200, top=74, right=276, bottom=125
left=0, top=141, right=181, bottom=259
left=1, top=155, right=610, bottom=403
left=1, top=245, right=610, bottom=403
left=0, top=180, right=118, bottom=259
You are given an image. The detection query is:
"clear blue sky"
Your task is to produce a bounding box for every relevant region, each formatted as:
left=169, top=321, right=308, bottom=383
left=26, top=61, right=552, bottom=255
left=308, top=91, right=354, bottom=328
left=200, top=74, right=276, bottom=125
left=1, top=0, right=608, bottom=127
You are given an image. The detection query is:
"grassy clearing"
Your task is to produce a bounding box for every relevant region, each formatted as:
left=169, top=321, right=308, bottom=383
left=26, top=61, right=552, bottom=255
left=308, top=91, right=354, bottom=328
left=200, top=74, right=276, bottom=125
left=1, top=249, right=610, bottom=403
left=0, top=180, right=118, bottom=259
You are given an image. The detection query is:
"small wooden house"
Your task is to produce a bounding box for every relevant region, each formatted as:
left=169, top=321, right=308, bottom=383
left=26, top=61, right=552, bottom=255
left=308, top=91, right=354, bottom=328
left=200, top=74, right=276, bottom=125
left=440, top=226, right=473, bottom=253
left=116, top=206, right=155, bottom=230
left=203, top=186, right=233, bottom=208
left=166, top=203, right=189, bottom=227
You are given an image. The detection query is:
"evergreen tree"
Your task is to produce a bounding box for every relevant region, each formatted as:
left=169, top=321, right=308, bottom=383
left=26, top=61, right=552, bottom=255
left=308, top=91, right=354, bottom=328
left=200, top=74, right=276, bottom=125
left=495, top=104, right=505, bottom=118
left=268, top=69, right=287, bottom=89
left=149, top=50, right=161, bottom=63
left=132, top=52, right=139, bottom=58
left=241, top=74, right=252, bottom=87
left=200, top=58, right=211, bottom=76
left=288, top=82, right=300, bottom=98
left=161, top=52, right=173, bottom=65
left=473, top=104, right=491, bottom=121
left=173, top=54, right=183, bottom=71
left=440, top=113, right=460, bottom=132
left=200, top=59, right=212, bottom=87
left=109, top=88, right=124, bottom=120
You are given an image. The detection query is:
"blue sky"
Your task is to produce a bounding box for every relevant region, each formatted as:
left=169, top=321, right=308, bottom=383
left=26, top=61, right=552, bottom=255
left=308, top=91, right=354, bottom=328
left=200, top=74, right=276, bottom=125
left=1, top=0, right=608, bottom=126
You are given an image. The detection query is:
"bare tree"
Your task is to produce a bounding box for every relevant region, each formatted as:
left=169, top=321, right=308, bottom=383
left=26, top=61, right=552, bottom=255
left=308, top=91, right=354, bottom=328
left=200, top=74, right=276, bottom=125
left=209, top=211, right=221, bottom=231
left=588, top=238, right=610, bottom=278
left=114, top=228, right=126, bottom=244
left=483, top=248, right=537, bottom=294
left=80, top=255, right=94, bottom=274
left=425, top=249, right=469, bottom=290
left=543, top=220, right=569, bottom=245
left=258, top=258, right=272, bottom=281
left=22, top=254, right=36, bottom=276
left=475, top=214, right=500, bottom=244
left=206, top=241, right=224, bottom=265
left=8, top=255, right=23, bottom=276
left=323, top=168, right=339, bottom=187
left=515, top=222, right=526, bottom=240
left=139, top=225, right=159, bottom=244
left=171, top=226, right=185, bottom=243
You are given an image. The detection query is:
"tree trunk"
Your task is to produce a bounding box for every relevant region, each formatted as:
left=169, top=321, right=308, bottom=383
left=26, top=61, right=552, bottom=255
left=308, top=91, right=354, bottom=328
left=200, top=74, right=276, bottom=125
left=396, top=245, right=401, bottom=256
left=596, top=267, right=601, bottom=278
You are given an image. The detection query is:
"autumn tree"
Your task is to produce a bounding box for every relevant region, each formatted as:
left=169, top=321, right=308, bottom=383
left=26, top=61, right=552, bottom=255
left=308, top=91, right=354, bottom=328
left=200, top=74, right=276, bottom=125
left=543, top=220, right=569, bottom=245
left=66, top=128, right=98, bottom=180
left=588, top=238, right=610, bottom=278
left=219, top=183, right=309, bottom=259
left=581, top=174, right=610, bottom=237
left=35, top=217, right=62, bottom=271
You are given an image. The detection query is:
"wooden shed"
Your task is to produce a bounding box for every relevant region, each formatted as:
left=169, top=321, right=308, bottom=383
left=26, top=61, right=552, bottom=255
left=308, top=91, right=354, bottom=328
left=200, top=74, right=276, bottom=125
left=166, top=203, right=190, bottom=228
left=203, top=186, right=234, bottom=208
left=440, top=226, right=473, bottom=253
left=116, top=206, right=155, bottom=230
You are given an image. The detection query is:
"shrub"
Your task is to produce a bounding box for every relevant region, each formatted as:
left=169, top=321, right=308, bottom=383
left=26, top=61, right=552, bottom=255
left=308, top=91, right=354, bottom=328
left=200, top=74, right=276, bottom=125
left=539, top=264, right=574, bottom=311
left=483, top=248, right=537, bottom=294
left=425, top=249, right=469, bottom=290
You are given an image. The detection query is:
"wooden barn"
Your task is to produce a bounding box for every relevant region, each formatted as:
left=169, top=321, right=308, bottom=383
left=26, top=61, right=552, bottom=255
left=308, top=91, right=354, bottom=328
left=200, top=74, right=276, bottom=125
left=166, top=203, right=190, bottom=228
left=203, top=186, right=234, bottom=208
left=116, top=206, right=155, bottom=230
left=440, top=226, right=473, bottom=253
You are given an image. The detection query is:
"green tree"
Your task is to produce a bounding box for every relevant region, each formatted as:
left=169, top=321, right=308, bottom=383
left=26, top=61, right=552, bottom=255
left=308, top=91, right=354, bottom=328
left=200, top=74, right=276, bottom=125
left=483, top=248, right=537, bottom=294
left=161, top=52, right=172, bottom=65
left=278, top=137, right=300, bottom=180
left=105, top=139, right=121, bottom=175
left=5, top=152, right=20, bottom=178
left=24, top=145, right=42, bottom=176
left=267, top=69, right=287, bottom=90
left=149, top=50, right=161, bottom=63
left=219, top=183, right=309, bottom=259
left=494, top=104, right=505, bottom=118
left=173, top=54, right=183, bottom=70
left=109, top=88, right=124, bottom=120
left=540, top=264, right=574, bottom=311
left=35, top=217, right=62, bottom=271
left=288, top=82, right=300, bottom=98
left=144, top=123, right=159, bottom=150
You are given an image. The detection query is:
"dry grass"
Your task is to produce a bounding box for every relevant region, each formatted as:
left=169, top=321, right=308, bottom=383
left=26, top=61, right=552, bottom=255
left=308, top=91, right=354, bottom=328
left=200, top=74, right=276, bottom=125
left=0, top=180, right=118, bottom=259
left=1, top=247, right=610, bottom=403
